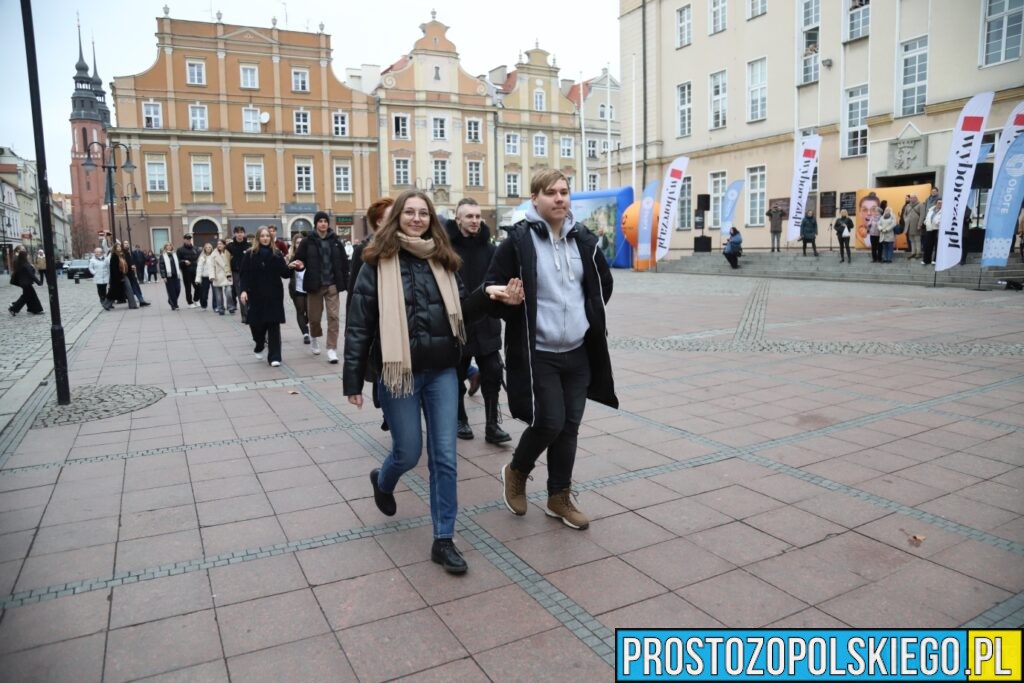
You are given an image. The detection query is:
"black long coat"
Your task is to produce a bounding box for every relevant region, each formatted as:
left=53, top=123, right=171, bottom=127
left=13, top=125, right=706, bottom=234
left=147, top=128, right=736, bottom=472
left=240, top=247, right=291, bottom=325
left=445, top=220, right=501, bottom=357
left=106, top=254, right=129, bottom=302
left=484, top=220, right=617, bottom=425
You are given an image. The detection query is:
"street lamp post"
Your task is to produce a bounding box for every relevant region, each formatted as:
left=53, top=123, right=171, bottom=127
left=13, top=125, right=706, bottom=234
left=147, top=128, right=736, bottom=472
left=0, top=210, right=10, bottom=274
left=82, top=140, right=135, bottom=245
left=116, top=181, right=141, bottom=253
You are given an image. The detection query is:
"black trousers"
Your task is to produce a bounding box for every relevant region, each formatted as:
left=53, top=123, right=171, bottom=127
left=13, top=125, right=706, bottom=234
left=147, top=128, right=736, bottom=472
left=11, top=285, right=42, bottom=313
left=249, top=322, right=282, bottom=364
left=95, top=283, right=107, bottom=302
left=198, top=277, right=211, bottom=308
left=802, top=238, right=818, bottom=255
left=164, top=277, right=180, bottom=309
left=921, top=231, right=937, bottom=264
left=232, top=275, right=247, bottom=320
left=839, top=237, right=851, bottom=261
left=290, top=292, right=309, bottom=336
left=456, top=348, right=503, bottom=421
left=510, top=346, right=590, bottom=494
left=182, top=268, right=197, bottom=304
left=870, top=235, right=881, bottom=261
left=724, top=252, right=739, bottom=268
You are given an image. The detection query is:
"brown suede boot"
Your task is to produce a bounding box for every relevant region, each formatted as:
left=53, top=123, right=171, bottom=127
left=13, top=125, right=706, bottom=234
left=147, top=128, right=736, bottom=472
left=500, top=464, right=530, bottom=516
left=545, top=490, right=589, bottom=530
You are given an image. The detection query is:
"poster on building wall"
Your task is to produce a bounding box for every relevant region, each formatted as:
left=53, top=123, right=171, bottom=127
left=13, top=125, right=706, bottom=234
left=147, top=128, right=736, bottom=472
left=853, top=184, right=932, bottom=251
left=839, top=192, right=858, bottom=215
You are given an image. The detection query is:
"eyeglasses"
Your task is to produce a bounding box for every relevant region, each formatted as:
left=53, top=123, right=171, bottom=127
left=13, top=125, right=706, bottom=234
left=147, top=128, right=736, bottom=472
left=401, top=209, right=431, bottom=220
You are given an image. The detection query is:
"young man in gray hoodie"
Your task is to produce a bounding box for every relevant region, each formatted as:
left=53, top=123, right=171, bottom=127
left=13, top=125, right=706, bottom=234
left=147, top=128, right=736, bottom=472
left=486, top=169, right=617, bottom=530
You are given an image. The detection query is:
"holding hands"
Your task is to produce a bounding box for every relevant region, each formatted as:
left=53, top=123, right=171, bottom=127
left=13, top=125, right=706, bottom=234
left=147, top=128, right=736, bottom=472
left=486, top=277, right=524, bottom=305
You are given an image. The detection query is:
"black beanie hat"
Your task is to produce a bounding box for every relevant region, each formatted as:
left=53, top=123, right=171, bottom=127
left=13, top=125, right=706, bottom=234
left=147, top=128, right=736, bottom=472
left=314, top=211, right=330, bottom=226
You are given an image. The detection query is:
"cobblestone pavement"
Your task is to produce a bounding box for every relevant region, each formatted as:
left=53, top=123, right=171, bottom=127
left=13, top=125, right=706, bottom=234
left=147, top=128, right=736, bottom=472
left=0, top=278, right=102, bottom=403
left=0, top=271, right=1022, bottom=681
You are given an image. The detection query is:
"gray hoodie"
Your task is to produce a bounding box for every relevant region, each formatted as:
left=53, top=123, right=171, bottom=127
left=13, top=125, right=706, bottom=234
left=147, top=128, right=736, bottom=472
left=525, top=207, right=590, bottom=353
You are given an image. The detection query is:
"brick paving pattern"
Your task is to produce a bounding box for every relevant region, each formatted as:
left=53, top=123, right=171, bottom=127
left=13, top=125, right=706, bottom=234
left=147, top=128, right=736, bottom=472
left=0, top=271, right=1022, bottom=681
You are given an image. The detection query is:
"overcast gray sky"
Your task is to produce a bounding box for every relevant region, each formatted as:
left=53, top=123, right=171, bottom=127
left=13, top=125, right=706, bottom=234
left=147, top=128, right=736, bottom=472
left=0, top=0, right=620, bottom=192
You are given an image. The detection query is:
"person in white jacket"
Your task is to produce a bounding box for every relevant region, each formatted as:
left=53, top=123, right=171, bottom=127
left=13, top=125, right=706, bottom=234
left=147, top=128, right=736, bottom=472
left=877, top=207, right=897, bottom=263
left=88, top=248, right=110, bottom=304
left=922, top=199, right=942, bottom=266
left=194, top=242, right=215, bottom=310
left=210, top=239, right=234, bottom=315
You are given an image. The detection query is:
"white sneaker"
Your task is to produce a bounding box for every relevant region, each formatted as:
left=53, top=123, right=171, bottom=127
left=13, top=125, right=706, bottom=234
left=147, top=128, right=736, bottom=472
left=327, top=349, right=338, bottom=364
left=254, top=351, right=264, bottom=360
left=310, top=337, right=321, bottom=355
left=270, top=360, right=281, bottom=367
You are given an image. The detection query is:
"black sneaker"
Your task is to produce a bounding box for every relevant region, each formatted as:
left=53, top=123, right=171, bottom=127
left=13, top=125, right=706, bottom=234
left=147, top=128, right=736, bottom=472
left=431, top=539, right=468, bottom=574
left=369, top=469, right=396, bottom=516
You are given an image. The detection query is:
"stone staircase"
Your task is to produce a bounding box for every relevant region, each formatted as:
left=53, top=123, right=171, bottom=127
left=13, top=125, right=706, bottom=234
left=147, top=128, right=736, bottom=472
left=655, top=249, right=1024, bottom=289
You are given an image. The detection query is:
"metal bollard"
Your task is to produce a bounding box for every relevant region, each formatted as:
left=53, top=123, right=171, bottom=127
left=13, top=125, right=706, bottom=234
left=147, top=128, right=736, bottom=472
left=74, top=272, right=80, bottom=284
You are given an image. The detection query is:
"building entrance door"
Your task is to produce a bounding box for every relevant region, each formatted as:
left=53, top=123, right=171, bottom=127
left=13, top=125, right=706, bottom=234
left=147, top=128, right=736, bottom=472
left=193, top=219, right=219, bottom=249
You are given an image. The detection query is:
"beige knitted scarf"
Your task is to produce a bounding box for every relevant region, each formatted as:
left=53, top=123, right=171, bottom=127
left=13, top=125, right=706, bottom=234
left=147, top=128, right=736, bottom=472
left=378, top=233, right=466, bottom=397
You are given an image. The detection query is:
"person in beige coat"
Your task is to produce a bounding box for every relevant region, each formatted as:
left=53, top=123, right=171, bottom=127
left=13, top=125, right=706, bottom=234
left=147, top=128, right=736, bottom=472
left=878, top=206, right=897, bottom=263
left=903, top=194, right=924, bottom=259
left=210, top=239, right=233, bottom=315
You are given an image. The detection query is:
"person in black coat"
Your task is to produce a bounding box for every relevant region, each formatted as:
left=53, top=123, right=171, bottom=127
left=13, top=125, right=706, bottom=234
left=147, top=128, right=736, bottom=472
left=102, top=242, right=136, bottom=310
left=486, top=170, right=616, bottom=532
left=158, top=242, right=182, bottom=310
left=343, top=189, right=521, bottom=574
left=834, top=209, right=854, bottom=263
left=445, top=199, right=509, bottom=444
left=225, top=226, right=249, bottom=321
left=239, top=227, right=296, bottom=366
left=8, top=247, right=44, bottom=315
left=176, top=234, right=200, bottom=307
left=293, top=211, right=349, bottom=363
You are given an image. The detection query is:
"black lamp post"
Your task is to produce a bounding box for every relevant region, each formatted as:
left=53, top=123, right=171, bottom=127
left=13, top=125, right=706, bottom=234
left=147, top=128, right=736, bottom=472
left=81, top=141, right=135, bottom=244
left=115, top=181, right=141, bottom=253
left=0, top=210, right=10, bottom=274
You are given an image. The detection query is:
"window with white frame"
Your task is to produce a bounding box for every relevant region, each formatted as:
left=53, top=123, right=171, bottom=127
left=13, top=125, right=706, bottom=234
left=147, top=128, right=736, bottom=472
left=845, top=85, right=868, bottom=156
left=900, top=36, right=928, bottom=116
left=143, top=102, right=162, bottom=129
left=506, top=172, right=520, bottom=197
left=534, top=89, right=546, bottom=112
left=466, top=119, right=482, bottom=143
left=292, top=68, right=309, bottom=92
left=587, top=173, right=599, bottom=191
left=610, top=105, right=615, bottom=119
left=240, top=64, right=259, bottom=89
left=467, top=160, right=482, bottom=187
left=710, top=171, right=727, bottom=227
left=710, top=0, right=727, bottom=33
left=848, top=0, right=870, bottom=40
left=244, top=158, right=264, bottom=192
left=189, top=104, right=208, bottom=131
left=602, top=140, right=610, bottom=152
left=332, top=112, right=348, bottom=137
left=433, top=159, right=449, bottom=186
left=333, top=162, right=352, bottom=193
left=678, top=176, right=692, bottom=229
left=243, top=107, right=260, bottom=133
left=560, top=136, right=574, bottom=158
left=677, top=82, right=692, bottom=136
left=802, top=0, right=820, bottom=84
left=295, top=162, right=313, bottom=192
left=432, top=117, right=447, bottom=140
left=393, top=114, right=410, bottom=139
left=533, top=133, right=547, bottom=157
left=186, top=60, right=205, bottom=85
left=749, top=0, right=766, bottom=18
left=747, top=58, right=766, bottom=121
left=984, top=0, right=1022, bottom=65
left=394, top=158, right=410, bottom=185
left=294, top=110, right=310, bottom=135
left=146, top=156, right=167, bottom=192
left=709, top=71, right=727, bottom=129
left=505, top=133, right=520, bottom=154
left=191, top=157, right=212, bottom=192
left=676, top=5, right=693, bottom=47
left=746, top=166, right=766, bottom=225
left=599, top=104, right=607, bottom=120
left=587, top=140, right=598, bottom=159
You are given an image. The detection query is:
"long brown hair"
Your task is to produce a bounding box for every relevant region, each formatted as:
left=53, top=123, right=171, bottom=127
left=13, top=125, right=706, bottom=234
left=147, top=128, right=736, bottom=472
left=362, top=190, right=460, bottom=272
left=248, top=226, right=281, bottom=256
left=112, top=242, right=128, bottom=273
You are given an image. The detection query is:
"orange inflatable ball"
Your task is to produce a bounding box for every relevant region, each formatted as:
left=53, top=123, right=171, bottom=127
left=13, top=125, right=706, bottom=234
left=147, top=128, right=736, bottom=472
left=621, top=200, right=660, bottom=253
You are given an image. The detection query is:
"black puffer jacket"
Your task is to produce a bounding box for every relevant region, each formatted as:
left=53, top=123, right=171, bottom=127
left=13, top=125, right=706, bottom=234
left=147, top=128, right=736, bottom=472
left=343, top=250, right=489, bottom=396
left=485, top=220, right=617, bottom=424
left=294, top=230, right=349, bottom=293
left=444, top=219, right=501, bottom=357
left=240, top=246, right=292, bottom=325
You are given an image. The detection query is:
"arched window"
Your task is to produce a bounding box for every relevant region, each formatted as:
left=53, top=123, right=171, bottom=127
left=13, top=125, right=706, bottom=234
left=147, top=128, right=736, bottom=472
left=599, top=104, right=606, bottom=119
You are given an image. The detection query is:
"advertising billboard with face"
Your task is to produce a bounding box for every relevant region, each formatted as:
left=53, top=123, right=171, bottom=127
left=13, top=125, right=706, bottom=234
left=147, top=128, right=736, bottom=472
left=853, top=183, right=932, bottom=251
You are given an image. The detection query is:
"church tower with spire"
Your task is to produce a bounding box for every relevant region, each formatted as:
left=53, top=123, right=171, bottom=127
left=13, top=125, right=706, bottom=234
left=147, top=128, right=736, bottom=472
left=68, top=22, right=108, bottom=256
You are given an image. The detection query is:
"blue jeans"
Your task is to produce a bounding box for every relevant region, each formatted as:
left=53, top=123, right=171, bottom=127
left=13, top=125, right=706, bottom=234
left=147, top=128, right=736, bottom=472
left=377, top=367, right=459, bottom=539
left=882, top=242, right=894, bottom=262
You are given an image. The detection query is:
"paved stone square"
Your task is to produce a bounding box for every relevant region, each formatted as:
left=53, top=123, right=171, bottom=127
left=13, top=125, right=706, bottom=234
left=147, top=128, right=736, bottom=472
left=0, top=272, right=1022, bottom=681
